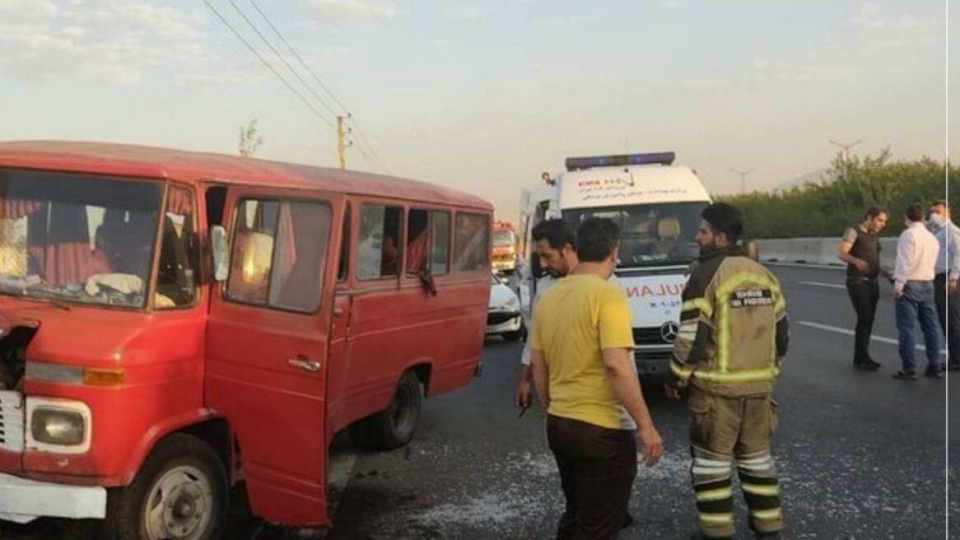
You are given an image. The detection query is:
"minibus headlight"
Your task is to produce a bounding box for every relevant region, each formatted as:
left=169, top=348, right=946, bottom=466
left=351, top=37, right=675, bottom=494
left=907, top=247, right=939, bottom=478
left=503, top=297, right=520, bottom=311
left=31, top=408, right=86, bottom=446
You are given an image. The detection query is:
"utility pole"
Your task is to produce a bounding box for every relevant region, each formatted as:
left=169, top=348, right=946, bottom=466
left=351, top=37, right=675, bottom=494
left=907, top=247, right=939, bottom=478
left=730, top=168, right=754, bottom=195
left=337, top=115, right=347, bottom=170
left=829, top=139, right=860, bottom=181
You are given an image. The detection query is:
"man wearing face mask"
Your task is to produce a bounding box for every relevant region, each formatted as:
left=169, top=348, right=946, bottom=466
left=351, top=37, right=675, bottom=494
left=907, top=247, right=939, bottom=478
left=665, top=203, right=788, bottom=540
left=928, top=200, right=960, bottom=371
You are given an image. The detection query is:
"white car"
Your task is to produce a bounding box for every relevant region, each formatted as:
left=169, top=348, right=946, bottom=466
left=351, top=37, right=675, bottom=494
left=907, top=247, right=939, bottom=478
left=487, top=273, right=525, bottom=341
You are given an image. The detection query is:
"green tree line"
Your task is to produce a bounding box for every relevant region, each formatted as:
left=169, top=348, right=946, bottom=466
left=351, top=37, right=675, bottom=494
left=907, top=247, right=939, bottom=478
left=718, top=150, right=957, bottom=239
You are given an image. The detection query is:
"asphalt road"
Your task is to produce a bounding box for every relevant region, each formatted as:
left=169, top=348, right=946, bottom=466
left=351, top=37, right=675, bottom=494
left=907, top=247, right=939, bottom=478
left=2, top=264, right=957, bottom=539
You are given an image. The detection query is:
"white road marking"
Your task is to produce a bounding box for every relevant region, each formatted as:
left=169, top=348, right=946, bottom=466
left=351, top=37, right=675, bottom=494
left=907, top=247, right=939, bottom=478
left=765, top=261, right=845, bottom=270
left=800, top=281, right=847, bottom=290
left=798, top=321, right=946, bottom=354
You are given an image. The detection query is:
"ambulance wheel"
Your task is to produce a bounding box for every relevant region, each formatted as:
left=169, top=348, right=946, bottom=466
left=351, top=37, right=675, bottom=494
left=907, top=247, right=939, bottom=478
left=351, top=371, right=422, bottom=451
left=107, top=434, right=228, bottom=540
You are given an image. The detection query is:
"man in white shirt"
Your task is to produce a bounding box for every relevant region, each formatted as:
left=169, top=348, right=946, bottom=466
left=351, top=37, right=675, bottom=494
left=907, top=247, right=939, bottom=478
left=929, top=200, right=960, bottom=371
left=892, top=203, right=943, bottom=380
left=516, top=220, right=578, bottom=407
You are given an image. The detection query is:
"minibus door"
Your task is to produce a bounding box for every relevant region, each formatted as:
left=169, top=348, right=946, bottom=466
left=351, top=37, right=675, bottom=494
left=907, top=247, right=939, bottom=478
left=205, top=187, right=344, bottom=527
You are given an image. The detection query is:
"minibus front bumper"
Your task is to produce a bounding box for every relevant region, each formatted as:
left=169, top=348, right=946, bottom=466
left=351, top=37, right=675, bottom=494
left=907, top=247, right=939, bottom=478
left=0, top=472, right=107, bottom=523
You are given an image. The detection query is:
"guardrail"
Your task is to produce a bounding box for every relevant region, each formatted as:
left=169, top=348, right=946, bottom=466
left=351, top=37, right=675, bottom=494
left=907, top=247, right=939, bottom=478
left=757, top=237, right=898, bottom=268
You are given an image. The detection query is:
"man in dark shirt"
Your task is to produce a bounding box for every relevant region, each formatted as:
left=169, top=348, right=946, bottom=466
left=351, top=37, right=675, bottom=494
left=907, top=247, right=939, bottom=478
left=837, top=206, right=890, bottom=371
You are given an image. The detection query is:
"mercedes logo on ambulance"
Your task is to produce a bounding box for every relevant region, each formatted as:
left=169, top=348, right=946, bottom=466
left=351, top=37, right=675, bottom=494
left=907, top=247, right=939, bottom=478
left=660, top=321, right=679, bottom=343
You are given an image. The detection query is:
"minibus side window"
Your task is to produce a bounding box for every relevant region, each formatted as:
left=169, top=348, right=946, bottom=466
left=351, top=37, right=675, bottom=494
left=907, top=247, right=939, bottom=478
left=405, top=209, right=429, bottom=275
left=337, top=204, right=350, bottom=283
left=357, top=203, right=403, bottom=281
left=453, top=213, right=490, bottom=272
left=155, top=185, right=199, bottom=309
left=405, top=209, right=450, bottom=276
left=430, top=211, right=450, bottom=275
left=226, top=198, right=332, bottom=313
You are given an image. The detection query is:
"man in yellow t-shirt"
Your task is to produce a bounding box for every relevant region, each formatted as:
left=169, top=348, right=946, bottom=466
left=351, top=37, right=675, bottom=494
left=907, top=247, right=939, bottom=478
left=530, top=217, right=664, bottom=540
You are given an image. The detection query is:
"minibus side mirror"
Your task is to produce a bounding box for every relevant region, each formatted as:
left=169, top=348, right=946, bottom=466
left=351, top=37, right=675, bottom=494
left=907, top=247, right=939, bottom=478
left=743, top=239, right=760, bottom=262
left=211, top=225, right=229, bottom=282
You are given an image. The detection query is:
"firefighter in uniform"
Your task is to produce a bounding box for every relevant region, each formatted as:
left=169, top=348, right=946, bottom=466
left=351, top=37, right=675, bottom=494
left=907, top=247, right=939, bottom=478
left=666, top=203, right=789, bottom=540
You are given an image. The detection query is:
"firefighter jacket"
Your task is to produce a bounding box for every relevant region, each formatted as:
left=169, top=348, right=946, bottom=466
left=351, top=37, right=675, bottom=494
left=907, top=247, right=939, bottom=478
left=669, top=246, right=789, bottom=397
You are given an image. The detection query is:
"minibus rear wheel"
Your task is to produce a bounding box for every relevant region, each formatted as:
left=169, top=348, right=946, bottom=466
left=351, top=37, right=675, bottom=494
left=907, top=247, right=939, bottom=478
left=107, top=433, right=229, bottom=540
left=351, top=371, right=422, bottom=451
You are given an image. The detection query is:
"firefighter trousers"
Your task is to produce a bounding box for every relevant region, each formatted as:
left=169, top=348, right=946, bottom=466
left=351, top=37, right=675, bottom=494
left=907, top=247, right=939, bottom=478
left=687, top=390, right=782, bottom=539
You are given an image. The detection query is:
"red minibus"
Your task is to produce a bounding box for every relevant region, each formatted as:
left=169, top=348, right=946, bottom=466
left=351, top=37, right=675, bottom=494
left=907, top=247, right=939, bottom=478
left=0, top=141, right=491, bottom=539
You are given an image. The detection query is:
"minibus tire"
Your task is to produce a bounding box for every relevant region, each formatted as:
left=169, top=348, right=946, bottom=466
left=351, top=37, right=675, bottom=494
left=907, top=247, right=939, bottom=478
left=354, top=371, right=422, bottom=451
left=106, top=434, right=229, bottom=540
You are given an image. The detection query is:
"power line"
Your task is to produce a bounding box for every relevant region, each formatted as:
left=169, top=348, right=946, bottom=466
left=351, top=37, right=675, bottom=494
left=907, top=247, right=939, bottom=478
left=348, top=115, right=391, bottom=175
left=224, top=0, right=342, bottom=120
left=244, top=0, right=391, bottom=174
left=201, top=0, right=336, bottom=130
left=246, top=0, right=350, bottom=113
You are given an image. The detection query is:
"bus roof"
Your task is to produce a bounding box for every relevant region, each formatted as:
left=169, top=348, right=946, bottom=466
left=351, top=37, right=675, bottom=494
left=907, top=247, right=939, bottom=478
left=0, top=141, right=491, bottom=210
left=558, top=164, right=710, bottom=210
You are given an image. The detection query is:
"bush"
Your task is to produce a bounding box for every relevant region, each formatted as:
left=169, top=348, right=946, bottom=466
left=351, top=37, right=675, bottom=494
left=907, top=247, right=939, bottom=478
left=718, top=150, right=956, bottom=238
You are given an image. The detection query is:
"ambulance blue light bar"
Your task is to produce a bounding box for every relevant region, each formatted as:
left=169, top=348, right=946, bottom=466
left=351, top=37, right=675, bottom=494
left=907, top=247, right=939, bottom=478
left=565, top=152, right=676, bottom=171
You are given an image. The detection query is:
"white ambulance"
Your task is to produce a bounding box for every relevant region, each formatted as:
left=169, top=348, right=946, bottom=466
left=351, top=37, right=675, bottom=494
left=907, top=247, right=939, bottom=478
left=524, top=152, right=711, bottom=377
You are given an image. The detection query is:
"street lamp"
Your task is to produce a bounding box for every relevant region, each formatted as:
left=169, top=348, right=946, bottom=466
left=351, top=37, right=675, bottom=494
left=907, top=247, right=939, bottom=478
left=731, top=168, right=754, bottom=195
left=829, top=139, right=861, bottom=180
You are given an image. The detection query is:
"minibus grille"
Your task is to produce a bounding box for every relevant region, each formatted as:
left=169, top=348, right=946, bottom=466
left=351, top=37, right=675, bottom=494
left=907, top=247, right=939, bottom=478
left=0, top=391, right=24, bottom=452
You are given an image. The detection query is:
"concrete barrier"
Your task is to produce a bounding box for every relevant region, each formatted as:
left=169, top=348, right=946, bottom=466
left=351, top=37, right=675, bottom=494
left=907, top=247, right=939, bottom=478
left=757, top=237, right=898, bottom=268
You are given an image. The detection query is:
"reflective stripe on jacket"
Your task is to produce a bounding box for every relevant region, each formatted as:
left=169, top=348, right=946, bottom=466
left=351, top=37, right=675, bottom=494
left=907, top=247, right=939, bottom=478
left=669, top=246, right=789, bottom=397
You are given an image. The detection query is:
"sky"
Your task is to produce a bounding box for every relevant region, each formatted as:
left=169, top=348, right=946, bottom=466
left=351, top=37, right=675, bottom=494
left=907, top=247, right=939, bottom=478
left=0, top=0, right=953, bottom=220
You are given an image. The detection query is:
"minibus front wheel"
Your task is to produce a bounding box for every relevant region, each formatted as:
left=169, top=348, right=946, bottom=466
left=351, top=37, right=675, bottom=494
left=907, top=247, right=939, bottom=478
left=106, top=433, right=229, bottom=540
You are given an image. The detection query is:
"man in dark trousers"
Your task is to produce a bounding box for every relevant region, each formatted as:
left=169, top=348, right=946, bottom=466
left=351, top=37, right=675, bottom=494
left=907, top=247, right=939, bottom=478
left=837, top=206, right=890, bottom=371
left=929, top=200, right=960, bottom=371
left=666, top=203, right=789, bottom=540
left=530, top=217, right=663, bottom=540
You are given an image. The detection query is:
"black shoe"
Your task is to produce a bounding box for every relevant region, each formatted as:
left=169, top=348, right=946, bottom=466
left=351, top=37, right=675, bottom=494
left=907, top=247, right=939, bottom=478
left=893, top=370, right=918, bottom=380
left=924, top=368, right=943, bottom=379
left=855, top=361, right=880, bottom=371
left=755, top=532, right=782, bottom=540
left=690, top=534, right=733, bottom=540
left=621, top=512, right=634, bottom=529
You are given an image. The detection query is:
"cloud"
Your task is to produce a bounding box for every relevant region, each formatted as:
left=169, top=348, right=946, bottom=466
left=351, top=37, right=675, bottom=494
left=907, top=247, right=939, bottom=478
left=546, top=14, right=601, bottom=26
left=305, top=0, right=398, bottom=23
left=661, top=0, right=683, bottom=9
left=849, top=2, right=939, bottom=51
left=0, top=0, right=208, bottom=85
left=172, top=72, right=250, bottom=89
left=747, top=4, right=941, bottom=86
left=445, top=4, right=487, bottom=22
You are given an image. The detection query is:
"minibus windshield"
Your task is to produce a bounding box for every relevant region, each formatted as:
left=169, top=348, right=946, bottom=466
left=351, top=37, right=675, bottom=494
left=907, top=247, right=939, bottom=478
left=0, top=169, right=163, bottom=308
left=563, top=202, right=708, bottom=268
